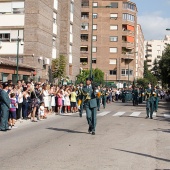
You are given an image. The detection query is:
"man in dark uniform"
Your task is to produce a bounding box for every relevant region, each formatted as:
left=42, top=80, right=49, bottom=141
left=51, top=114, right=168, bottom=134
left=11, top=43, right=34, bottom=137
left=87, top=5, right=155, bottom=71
left=101, top=87, right=107, bottom=109
left=153, top=86, right=160, bottom=112
left=0, top=82, right=11, bottom=132
left=145, top=83, right=154, bottom=119
left=82, top=77, right=97, bottom=135
left=132, top=87, right=139, bottom=106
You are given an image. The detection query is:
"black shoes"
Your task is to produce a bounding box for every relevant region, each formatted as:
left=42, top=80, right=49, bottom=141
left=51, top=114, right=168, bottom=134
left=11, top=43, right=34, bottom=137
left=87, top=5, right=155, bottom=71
left=0, top=129, right=7, bottom=132
left=88, top=126, right=92, bottom=133
left=97, top=109, right=100, bottom=111
left=79, top=114, right=82, bottom=118
left=92, top=132, right=95, bottom=135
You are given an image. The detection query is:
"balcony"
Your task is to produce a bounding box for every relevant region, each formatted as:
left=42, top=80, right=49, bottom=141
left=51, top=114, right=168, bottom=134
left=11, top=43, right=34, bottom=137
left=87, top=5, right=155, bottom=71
left=122, top=41, right=135, bottom=49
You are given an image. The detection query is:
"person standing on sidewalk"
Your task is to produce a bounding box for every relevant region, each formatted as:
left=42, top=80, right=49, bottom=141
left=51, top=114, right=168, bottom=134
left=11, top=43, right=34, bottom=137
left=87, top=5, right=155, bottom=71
left=0, top=82, right=11, bottom=131
left=82, top=77, right=97, bottom=135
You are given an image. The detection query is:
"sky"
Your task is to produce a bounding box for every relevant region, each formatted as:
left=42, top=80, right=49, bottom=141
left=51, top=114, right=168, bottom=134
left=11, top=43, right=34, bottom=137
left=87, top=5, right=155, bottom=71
left=132, top=0, right=170, bottom=40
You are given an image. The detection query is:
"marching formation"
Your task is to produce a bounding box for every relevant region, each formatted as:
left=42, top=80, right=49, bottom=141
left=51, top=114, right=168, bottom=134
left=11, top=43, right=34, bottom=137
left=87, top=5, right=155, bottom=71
left=0, top=77, right=168, bottom=135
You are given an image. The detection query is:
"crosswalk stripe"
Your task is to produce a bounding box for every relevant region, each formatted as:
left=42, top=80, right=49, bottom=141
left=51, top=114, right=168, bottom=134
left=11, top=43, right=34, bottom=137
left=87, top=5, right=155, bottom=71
left=98, top=111, right=110, bottom=116
left=113, top=112, right=125, bottom=116
left=164, top=114, right=170, bottom=118
left=130, top=112, right=141, bottom=117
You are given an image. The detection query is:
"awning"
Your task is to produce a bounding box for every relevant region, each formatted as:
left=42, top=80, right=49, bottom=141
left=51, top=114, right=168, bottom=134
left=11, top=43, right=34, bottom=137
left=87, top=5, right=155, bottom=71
left=80, top=46, right=88, bottom=48
left=127, top=36, right=134, bottom=43
left=127, top=25, right=134, bottom=31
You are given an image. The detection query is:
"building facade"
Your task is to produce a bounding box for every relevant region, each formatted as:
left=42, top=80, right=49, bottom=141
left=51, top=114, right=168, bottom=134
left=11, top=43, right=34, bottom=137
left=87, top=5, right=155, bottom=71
left=0, top=0, right=81, bottom=83
left=81, top=0, right=144, bottom=87
left=145, top=35, right=170, bottom=70
left=135, top=24, right=144, bottom=79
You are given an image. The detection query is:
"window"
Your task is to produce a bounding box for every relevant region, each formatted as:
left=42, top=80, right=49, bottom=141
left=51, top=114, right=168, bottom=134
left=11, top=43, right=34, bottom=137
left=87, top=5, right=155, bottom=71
left=110, top=25, right=118, bottom=30
left=93, top=13, right=98, bottom=19
left=110, top=47, right=117, bottom=53
left=70, top=2, right=74, bottom=13
left=110, top=13, right=118, bottom=19
left=109, top=59, right=117, bottom=64
left=93, top=35, right=97, bottom=41
left=92, top=47, right=97, bottom=53
left=52, top=37, right=56, bottom=46
left=0, top=33, right=10, bottom=42
left=157, top=55, right=161, bottom=59
left=80, top=58, right=88, bottom=63
left=110, top=36, right=118, bottom=42
left=121, top=69, right=133, bottom=76
left=111, top=2, right=118, bottom=8
left=81, top=34, right=88, bottom=41
left=110, top=70, right=117, bottom=75
left=123, top=13, right=135, bottom=22
left=54, top=0, right=58, bottom=10
left=93, top=2, right=98, bottom=7
left=92, top=58, right=96, bottom=63
left=81, top=23, right=88, bottom=30
left=123, top=2, right=135, bottom=11
left=93, top=24, right=97, bottom=30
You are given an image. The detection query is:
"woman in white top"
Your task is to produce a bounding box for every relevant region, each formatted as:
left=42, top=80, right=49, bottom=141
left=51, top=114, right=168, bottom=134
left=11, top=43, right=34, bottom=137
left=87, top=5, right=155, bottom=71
left=16, top=86, right=23, bottom=120
left=42, top=85, right=49, bottom=114
left=64, top=87, right=71, bottom=113
left=50, top=85, right=56, bottom=113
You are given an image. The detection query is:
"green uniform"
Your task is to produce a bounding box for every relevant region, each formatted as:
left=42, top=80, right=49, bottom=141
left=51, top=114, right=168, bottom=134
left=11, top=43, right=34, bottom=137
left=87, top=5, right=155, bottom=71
left=132, top=89, right=139, bottom=106
left=153, top=89, right=159, bottom=112
left=101, top=90, right=107, bottom=109
left=138, top=89, right=144, bottom=104
left=145, top=88, right=155, bottom=119
left=82, top=85, right=97, bottom=133
left=0, top=89, right=10, bottom=131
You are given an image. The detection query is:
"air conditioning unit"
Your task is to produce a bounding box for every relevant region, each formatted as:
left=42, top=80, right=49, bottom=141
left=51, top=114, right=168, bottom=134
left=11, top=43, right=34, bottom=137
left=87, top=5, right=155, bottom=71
left=43, top=58, right=50, bottom=65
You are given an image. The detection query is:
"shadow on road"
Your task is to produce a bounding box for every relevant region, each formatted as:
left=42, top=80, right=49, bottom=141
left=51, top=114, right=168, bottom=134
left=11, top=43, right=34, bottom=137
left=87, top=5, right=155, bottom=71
left=46, top=127, right=88, bottom=134
left=112, top=148, right=170, bottom=162
left=151, top=128, right=170, bottom=134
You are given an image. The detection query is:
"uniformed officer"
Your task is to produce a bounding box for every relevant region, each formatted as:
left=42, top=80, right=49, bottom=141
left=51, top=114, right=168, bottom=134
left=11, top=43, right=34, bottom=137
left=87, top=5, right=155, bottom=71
left=101, top=87, right=107, bottom=109
left=0, top=82, right=11, bottom=132
left=153, top=86, right=159, bottom=112
left=77, top=82, right=84, bottom=117
left=138, top=87, right=144, bottom=104
left=96, top=86, right=101, bottom=111
left=132, top=87, right=139, bottom=106
left=82, top=77, right=97, bottom=135
left=145, top=83, right=154, bottom=119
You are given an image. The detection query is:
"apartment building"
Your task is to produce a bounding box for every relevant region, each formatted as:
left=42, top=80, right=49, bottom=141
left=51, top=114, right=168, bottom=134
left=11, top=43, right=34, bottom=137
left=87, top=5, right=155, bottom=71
left=135, top=24, right=144, bottom=79
left=81, top=0, right=142, bottom=87
left=145, top=35, right=170, bottom=70
left=0, top=0, right=81, bottom=83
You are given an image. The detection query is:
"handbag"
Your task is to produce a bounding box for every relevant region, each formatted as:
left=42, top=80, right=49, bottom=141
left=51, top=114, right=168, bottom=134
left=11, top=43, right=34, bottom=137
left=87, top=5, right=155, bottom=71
left=34, top=91, right=41, bottom=104
left=89, top=98, right=97, bottom=108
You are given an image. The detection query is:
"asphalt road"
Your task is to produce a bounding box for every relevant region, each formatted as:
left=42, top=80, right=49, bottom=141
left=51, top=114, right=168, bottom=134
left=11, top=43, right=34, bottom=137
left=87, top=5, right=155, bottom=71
left=0, top=100, right=170, bottom=170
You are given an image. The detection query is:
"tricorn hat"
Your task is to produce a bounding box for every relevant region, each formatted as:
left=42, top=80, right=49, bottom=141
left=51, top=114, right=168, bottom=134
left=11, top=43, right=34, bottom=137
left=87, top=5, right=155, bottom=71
left=2, top=82, right=9, bottom=88
left=86, top=77, right=92, bottom=81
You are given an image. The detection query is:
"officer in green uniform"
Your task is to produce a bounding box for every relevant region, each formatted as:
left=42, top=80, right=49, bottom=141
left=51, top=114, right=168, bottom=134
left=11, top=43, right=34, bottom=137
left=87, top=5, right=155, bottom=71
left=138, top=87, right=144, bottom=104
left=0, top=82, right=11, bottom=132
left=82, top=77, right=97, bottom=135
left=101, top=87, right=107, bottom=109
left=153, top=86, right=159, bottom=112
left=96, top=86, right=101, bottom=111
left=145, top=83, right=154, bottom=119
left=132, top=87, right=139, bottom=106
left=77, top=82, right=84, bottom=117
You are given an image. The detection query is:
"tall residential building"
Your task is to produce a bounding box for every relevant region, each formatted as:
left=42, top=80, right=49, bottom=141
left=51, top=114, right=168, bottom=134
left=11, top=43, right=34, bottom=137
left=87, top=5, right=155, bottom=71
left=0, top=0, right=81, bottom=83
left=135, top=24, right=144, bottom=79
left=145, top=35, right=170, bottom=70
left=81, top=0, right=142, bottom=87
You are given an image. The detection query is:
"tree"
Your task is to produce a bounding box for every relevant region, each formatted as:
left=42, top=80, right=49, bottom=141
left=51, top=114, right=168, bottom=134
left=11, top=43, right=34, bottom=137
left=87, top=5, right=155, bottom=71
left=52, top=55, right=67, bottom=81
left=159, top=44, right=170, bottom=86
left=137, top=78, right=149, bottom=88
left=76, top=68, right=104, bottom=85
left=151, top=58, right=161, bottom=80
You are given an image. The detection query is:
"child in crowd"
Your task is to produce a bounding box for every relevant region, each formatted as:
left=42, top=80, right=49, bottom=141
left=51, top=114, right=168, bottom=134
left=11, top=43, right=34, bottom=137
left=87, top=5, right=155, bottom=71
left=9, top=93, right=18, bottom=128
left=38, top=102, right=47, bottom=119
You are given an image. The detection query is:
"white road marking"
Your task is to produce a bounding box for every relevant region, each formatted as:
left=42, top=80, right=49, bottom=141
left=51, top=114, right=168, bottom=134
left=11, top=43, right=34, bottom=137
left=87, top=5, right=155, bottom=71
left=97, top=111, right=110, bottom=116
left=130, top=112, right=141, bottom=117
left=113, top=112, right=125, bottom=116
left=164, top=114, right=170, bottom=119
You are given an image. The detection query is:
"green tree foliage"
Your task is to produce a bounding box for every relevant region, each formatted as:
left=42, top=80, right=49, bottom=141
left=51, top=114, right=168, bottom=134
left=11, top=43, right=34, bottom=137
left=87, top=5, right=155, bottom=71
left=137, top=60, right=157, bottom=87
left=76, top=68, right=104, bottom=85
left=159, top=44, right=170, bottom=86
left=52, top=55, right=67, bottom=79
